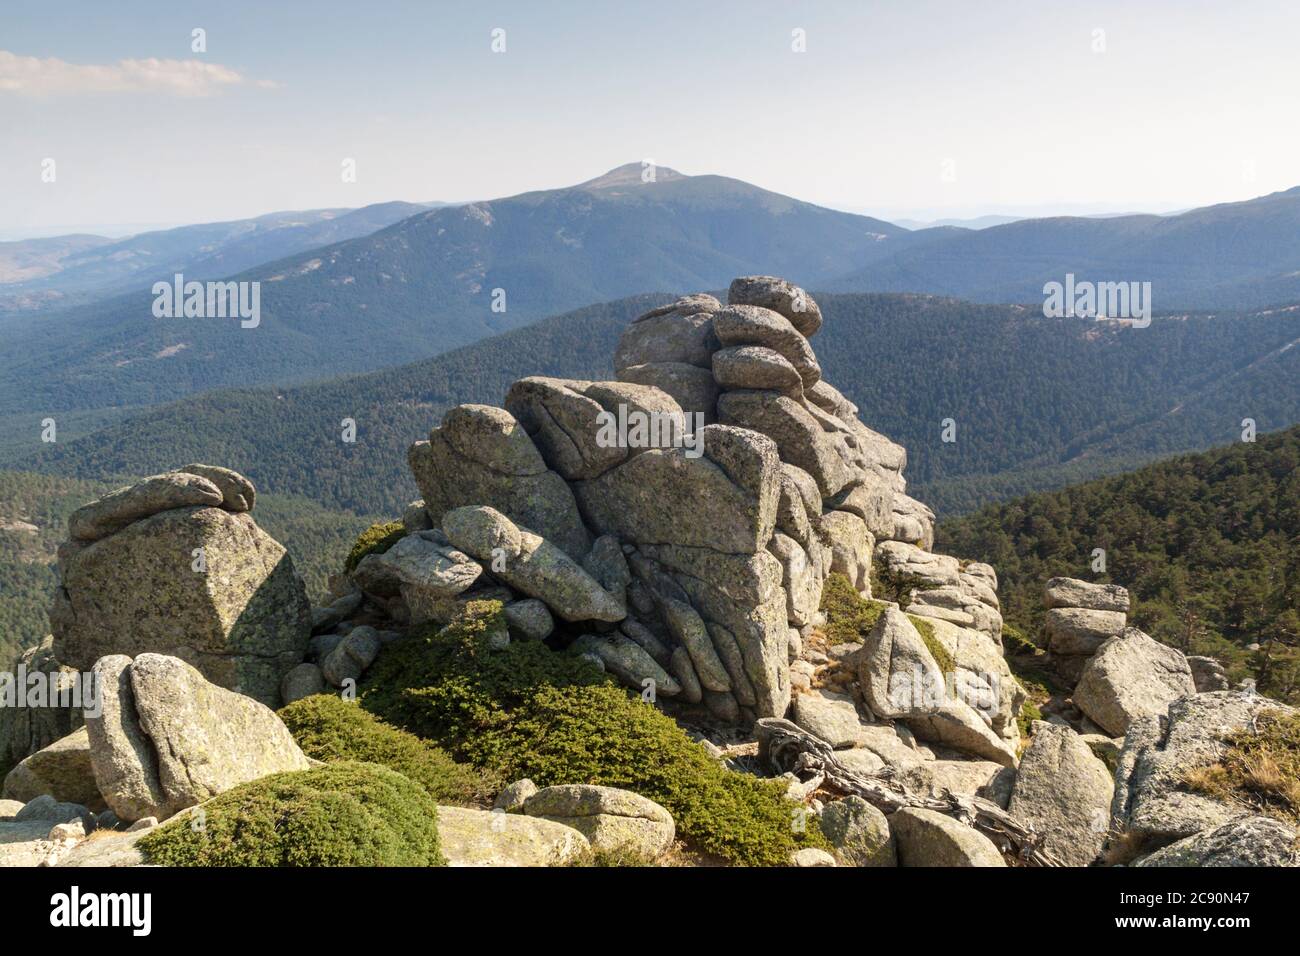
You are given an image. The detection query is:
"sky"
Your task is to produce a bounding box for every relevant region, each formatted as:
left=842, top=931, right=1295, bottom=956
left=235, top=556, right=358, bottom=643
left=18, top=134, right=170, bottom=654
left=3, top=0, right=1298, bottom=237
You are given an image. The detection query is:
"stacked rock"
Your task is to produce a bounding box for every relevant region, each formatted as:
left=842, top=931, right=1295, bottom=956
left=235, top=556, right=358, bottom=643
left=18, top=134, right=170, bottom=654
left=1041, top=577, right=1130, bottom=684
left=387, top=276, right=979, bottom=728
left=47, top=466, right=310, bottom=706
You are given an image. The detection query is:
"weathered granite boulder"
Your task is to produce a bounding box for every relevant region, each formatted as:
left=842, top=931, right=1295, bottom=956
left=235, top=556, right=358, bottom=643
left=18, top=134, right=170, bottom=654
left=51, top=481, right=310, bottom=706
left=85, top=654, right=311, bottom=823
left=1187, top=655, right=1230, bottom=692
left=1007, top=721, right=1114, bottom=866
left=615, top=362, right=718, bottom=426
left=0, top=637, right=84, bottom=775
left=179, top=463, right=256, bottom=512
left=1043, top=607, right=1127, bottom=658
left=614, top=304, right=719, bottom=371
left=1134, top=816, right=1299, bottom=867
left=505, top=376, right=687, bottom=481
left=522, top=784, right=675, bottom=857
left=442, top=507, right=625, bottom=622
left=66, top=472, right=224, bottom=542
left=820, top=795, right=896, bottom=866
left=409, top=404, right=590, bottom=559
left=727, top=275, right=823, bottom=338
left=436, top=805, right=589, bottom=866
left=858, top=609, right=1017, bottom=766
left=574, top=424, right=780, bottom=555
left=1074, top=628, right=1196, bottom=736
left=1044, top=577, right=1130, bottom=613
left=717, top=390, right=855, bottom=498
left=1, top=726, right=101, bottom=810
left=890, top=807, right=1006, bottom=867
left=711, top=305, right=820, bottom=388
left=1108, top=691, right=1294, bottom=861
left=713, top=346, right=804, bottom=397
left=570, top=633, right=680, bottom=697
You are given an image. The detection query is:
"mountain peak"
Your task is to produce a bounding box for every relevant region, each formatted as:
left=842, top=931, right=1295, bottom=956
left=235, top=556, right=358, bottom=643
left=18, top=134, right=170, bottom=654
left=577, top=162, right=687, bottom=190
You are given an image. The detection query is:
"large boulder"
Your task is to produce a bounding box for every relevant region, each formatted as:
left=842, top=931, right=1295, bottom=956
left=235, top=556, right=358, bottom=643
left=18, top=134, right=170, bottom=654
left=711, top=305, right=820, bottom=388
left=409, top=404, right=591, bottom=559
left=1074, top=628, right=1196, bottom=736
left=1109, top=691, right=1293, bottom=861
left=712, top=346, right=804, bottom=397
left=614, top=305, right=719, bottom=372
left=1044, top=577, right=1130, bottom=613
left=820, top=796, right=895, bottom=866
left=51, top=487, right=310, bottom=706
left=442, top=507, right=625, bottom=622
left=574, top=425, right=780, bottom=555
left=505, top=376, right=687, bottom=481
left=0, top=637, right=84, bottom=776
left=85, top=654, right=311, bottom=823
left=1043, top=607, right=1127, bottom=657
left=857, top=609, right=1017, bottom=766
left=727, top=275, right=823, bottom=338
left=616, top=362, right=719, bottom=426
left=890, top=808, right=1006, bottom=867
left=717, top=390, right=855, bottom=498
left=1, top=726, right=101, bottom=810
left=522, top=784, right=675, bottom=857
left=436, top=805, right=589, bottom=866
left=1134, top=816, right=1298, bottom=867
left=1007, top=722, right=1114, bottom=867
left=66, top=472, right=224, bottom=542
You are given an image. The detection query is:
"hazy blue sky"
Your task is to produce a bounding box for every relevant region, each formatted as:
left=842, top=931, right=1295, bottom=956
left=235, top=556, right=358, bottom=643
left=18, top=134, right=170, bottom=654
left=3, top=0, right=1298, bottom=236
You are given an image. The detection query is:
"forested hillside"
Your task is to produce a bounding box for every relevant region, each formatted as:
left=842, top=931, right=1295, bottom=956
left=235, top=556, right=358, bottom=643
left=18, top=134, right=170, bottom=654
left=18, top=293, right=1300, bottom=520
left=937, top=426, right=1300, bottom=702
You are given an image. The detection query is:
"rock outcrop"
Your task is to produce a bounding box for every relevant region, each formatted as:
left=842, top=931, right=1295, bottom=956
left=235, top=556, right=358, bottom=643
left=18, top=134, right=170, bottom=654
left=49, top=467, right=310, bottom=706
left=1040, top=578, right=1129, bottom=685
left=1073, top=628, right=1197, bottom=736
left=1108, top=690, right=1294, bottom=861
left=85, top=654, right=311, bottom=823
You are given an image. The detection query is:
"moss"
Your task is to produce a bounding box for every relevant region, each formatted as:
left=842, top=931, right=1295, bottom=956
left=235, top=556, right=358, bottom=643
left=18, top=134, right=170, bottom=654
left=137, top=762, right=446, bottom=866
left=907, top=614, right=955, bottom=676
left=344, top=520, right=406, bottom=573
left=819, top=573, right=888, bottom=645
left=278, top=694, right=496, bottom=805
left=361, top=601, right=827, bottom=866
left=1016, top=699, right=1044, bottom=740
left=1183, top=709, right=1300, bottom=823
left=1001, top=622, right=1040, bottom=656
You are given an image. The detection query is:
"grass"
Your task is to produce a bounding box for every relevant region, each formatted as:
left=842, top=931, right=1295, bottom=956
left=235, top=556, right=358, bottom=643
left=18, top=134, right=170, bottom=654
left=1183, top=709, right=1300, bottom=823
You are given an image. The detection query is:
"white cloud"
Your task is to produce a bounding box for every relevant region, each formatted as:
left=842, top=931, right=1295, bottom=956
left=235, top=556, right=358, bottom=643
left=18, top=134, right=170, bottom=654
left=0, top=50, right=265, bottom=97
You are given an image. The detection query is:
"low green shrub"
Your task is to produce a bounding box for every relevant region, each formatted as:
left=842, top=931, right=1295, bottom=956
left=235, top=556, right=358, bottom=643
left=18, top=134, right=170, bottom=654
left=344, top=521, right=406, bottom=573
left=278, top=694, right=495, bottom=805
left=137, top=762, right=445, bottom=866
left=361, top=601, right=826, bottom=866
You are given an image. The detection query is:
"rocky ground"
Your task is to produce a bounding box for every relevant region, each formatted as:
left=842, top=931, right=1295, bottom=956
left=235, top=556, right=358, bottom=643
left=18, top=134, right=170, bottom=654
left=2, top=276, right=1295, bottom=867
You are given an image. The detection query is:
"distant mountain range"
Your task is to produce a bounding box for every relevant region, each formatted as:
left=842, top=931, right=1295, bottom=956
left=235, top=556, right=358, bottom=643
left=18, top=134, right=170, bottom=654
left=0, top=201, right=433, bottom=312
left=0, top=164, right=947, bottom=420
left=832, top=187, right=1300, bottom=310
